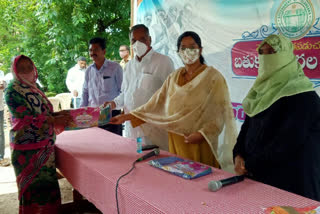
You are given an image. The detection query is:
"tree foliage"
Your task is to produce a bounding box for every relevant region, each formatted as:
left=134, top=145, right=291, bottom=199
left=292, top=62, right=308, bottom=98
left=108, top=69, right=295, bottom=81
left=0, top=0, right=130, bottom=93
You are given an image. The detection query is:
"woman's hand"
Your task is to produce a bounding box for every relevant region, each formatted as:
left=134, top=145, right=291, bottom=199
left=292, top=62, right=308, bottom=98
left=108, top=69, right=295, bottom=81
left=234, top=155, right=248, bottom=175
left=52, top=110, right=69, bottom=117
left=52, top=111, right=73, bottom=127
left=109, top=113, right=133, bottom=124
left=184, top=132, right=204, bottom=144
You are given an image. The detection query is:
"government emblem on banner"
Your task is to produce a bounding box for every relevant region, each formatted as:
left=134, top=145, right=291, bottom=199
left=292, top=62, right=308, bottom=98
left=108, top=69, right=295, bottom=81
left=275, top=0, right=315, bottom=40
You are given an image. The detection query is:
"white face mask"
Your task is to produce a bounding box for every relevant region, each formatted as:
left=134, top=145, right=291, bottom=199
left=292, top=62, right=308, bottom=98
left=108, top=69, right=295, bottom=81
left=132, top=41, right=148, bottom=57
left=178, top=48, right=200, bottom=65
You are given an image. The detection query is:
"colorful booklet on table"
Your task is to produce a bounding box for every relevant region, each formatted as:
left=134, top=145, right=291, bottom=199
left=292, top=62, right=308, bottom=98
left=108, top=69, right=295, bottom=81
left=265, top=205, right=320, bottom=214
left=64, top=105, right=111, bottom=130
left=149, top=157, right=212, bottom=179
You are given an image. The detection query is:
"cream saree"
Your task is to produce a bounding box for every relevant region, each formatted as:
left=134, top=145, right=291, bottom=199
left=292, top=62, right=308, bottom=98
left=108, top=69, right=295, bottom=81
left=131, top=66, right=237, bottom=172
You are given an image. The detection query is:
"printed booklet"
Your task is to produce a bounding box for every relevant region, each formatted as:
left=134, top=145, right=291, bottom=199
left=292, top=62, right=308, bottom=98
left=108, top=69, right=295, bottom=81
left=149, top=157, right=212, bottom=179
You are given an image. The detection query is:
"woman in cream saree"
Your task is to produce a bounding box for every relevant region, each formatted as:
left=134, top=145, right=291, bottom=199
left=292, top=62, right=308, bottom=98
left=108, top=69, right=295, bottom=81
left=111, top=32, right=237, bottom=171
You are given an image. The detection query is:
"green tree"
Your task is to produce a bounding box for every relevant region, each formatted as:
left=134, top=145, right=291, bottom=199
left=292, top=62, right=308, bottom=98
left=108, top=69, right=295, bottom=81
left=0, top=0, right=130, bottom=93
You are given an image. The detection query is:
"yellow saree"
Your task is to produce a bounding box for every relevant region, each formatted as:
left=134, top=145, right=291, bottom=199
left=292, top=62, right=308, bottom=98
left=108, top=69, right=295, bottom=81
left=131, top=66, right=237, bottom=172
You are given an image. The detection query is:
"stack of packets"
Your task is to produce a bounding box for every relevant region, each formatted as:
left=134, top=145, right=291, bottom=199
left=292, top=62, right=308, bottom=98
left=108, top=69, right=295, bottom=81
left=265, top=205, right=320, bottom=214
left=149, top=157, right=212, bottom=179
left=65, top=105, right=111, bottom=130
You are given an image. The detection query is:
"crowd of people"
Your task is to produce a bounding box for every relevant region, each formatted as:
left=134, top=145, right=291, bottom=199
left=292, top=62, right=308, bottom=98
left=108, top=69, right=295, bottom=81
left=1, top=23, right=320, bottom=213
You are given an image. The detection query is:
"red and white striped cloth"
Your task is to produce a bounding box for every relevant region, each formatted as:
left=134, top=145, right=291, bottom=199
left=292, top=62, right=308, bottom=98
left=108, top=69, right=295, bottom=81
left=55, top=127, right=320, bottom=214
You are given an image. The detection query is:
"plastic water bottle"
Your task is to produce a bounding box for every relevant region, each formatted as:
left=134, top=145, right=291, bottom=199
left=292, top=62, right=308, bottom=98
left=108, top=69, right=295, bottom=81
left=136, top=137, right=143, bottom=154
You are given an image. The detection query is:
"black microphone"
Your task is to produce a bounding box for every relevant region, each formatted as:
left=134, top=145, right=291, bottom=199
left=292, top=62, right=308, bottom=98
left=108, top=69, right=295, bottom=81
left=208, top=175, right=244, bottom=192
left=135, top=148, right=160, bottom=162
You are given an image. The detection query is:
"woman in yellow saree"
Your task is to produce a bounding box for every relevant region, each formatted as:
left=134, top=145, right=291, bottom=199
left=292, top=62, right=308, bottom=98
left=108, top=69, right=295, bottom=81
left=110, top=31, right=237, bottom=171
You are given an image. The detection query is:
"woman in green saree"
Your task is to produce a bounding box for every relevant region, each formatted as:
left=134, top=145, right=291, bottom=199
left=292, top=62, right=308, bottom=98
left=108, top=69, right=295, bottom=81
left=5, top=55, right=72, bottom=213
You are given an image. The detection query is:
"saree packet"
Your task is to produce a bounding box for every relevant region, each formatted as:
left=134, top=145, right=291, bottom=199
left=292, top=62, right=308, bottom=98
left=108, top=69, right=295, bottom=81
left=65, top=105, right=111, bottom=130
left=149, top=157, right=212, bottom=179
left=264, top=205, right=320, bottom=214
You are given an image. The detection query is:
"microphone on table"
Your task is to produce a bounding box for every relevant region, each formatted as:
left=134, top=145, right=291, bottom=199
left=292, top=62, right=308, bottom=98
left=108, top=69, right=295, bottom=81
left=208, top=175, right=245, bottom=192
left=135, top=148, right=160, bottom=162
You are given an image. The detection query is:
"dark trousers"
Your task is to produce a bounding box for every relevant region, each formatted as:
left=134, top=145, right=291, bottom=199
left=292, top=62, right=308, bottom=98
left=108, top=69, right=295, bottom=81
left=99, top=109, right=122, bottom=136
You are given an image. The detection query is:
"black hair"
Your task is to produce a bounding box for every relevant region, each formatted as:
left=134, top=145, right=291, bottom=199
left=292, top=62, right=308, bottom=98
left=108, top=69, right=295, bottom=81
left=77, top=56, right=87, bottom=62
left=129, top=24, right=150, bottom=38
left=120, top=45, right=130, bottom=51
left=177, top=31, right=205, bottom=64
left=89, top=37, right=106, bottom=50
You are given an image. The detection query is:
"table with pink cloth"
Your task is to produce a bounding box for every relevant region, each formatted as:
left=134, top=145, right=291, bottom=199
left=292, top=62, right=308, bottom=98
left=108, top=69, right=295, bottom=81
left=55, top=127, right=320, bottom=214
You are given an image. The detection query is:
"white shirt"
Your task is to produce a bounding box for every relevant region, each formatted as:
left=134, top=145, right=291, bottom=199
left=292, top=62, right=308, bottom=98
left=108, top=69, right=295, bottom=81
left=114, top=49, right=175, bottom=150
left=66, top=64, right=86, bottom=97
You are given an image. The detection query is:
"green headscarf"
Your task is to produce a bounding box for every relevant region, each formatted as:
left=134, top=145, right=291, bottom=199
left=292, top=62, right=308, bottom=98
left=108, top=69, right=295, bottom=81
left=242, top=34, right=314, bottom=117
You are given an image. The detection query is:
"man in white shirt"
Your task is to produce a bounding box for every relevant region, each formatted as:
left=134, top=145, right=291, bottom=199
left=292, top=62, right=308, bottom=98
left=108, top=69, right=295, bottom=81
left=66, top=57, right=87, bottom=108
left=106, top=24, right=175, bottom=150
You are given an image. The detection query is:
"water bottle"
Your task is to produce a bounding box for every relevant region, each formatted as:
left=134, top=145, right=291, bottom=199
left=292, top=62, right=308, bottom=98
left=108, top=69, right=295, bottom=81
left=136, top=137, right=143, bottom=154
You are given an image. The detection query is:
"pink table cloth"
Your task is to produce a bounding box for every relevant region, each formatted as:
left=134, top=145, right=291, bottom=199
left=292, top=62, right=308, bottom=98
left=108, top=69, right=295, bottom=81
left=55, top=127, right=320, bottom=214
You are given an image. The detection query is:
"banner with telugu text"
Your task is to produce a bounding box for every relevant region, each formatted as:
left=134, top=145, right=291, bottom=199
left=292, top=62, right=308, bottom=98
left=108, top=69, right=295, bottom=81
left=133, top=0, right=320, bottom=130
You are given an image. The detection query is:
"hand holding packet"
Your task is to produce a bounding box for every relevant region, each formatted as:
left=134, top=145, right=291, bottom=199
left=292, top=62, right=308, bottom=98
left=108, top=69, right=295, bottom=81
left=64, top=105, right=111, bottom=130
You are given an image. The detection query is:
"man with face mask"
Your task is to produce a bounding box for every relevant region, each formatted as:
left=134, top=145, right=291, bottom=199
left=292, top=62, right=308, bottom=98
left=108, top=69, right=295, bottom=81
left=66, top=56, right=87, bottom=109
left=105, top=24, right=174, bottom=150
left=81, top=37, right=123, bottom=135
left=119, top=45, right=131, bottom=70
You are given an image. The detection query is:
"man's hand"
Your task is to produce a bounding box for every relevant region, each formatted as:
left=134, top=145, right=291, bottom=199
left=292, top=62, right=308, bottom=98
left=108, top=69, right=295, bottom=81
left=109, top=113, right=132, bottom=124
left=234, top=155, right=248, bottom=175
left=102, top=101, right=116, bottom=110
left=73, top=90, right=78, bottom=97
left=184, top=132, right=204, bottom=144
